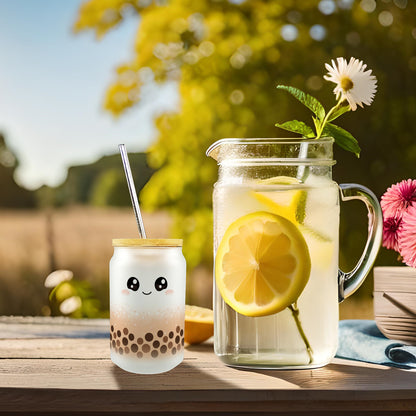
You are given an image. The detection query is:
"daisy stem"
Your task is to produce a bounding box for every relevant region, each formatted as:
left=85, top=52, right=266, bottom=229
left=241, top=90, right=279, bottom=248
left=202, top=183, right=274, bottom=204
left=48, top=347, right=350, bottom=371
left=288, top=302, right=313, bottom=364
left=315, top=98, right=345, bottom=139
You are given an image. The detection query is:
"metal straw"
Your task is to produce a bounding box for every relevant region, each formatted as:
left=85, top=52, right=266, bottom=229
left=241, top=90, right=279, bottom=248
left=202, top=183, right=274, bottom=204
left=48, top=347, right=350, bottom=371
left=118, top=144, right=147, bottom=238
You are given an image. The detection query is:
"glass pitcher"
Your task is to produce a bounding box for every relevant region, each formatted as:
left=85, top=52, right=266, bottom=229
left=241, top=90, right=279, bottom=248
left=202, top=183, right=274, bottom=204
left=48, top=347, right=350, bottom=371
left=206, top=137, right=382, bottom=369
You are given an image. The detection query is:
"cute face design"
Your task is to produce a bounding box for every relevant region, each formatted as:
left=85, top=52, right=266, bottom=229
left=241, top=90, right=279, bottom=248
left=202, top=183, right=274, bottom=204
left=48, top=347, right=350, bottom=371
left=114, top=271, right=179, bottom=313
left=126, top=276, right=169, bottom=296
left=110, top=252, right=186, bottom=316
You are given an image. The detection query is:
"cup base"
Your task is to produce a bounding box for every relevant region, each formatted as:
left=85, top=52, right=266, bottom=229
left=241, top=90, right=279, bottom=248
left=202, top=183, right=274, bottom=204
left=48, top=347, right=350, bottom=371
left=111, top=351, right=184, bottom=374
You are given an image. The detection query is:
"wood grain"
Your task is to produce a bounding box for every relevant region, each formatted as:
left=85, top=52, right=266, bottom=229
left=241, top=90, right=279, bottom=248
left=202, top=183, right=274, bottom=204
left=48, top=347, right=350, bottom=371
left=1, top=317, right=415, bottom=414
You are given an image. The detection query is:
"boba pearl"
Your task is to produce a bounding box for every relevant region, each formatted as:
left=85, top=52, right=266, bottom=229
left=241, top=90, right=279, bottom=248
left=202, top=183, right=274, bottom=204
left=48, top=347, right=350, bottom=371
left=110, top=324, right=184, bottom=359
left=145, top=333, right=153, bottom=342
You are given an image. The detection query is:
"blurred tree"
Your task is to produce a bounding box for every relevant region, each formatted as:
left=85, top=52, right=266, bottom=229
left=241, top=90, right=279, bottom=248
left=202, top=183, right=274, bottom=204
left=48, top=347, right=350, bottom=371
left=36, top=153, right=153, bottom=207
left=90, top=168, right=132, bottom=206
left=0, top=133, right=35, bottom=208
left=74, top=0, right=416, bottom=274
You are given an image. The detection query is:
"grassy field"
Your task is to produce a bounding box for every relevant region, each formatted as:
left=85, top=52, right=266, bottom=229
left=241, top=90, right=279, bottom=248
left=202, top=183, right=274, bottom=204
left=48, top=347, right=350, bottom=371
left=0, top=207, right=373, bottom=319
left=0, top=207, right=170, bottom=316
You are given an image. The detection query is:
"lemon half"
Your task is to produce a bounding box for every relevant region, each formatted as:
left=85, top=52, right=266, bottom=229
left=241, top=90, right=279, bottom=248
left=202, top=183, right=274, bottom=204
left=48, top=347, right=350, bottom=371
left=215, top=212, right=311, bottom=317
left=185, top=305, right=214, bottom=344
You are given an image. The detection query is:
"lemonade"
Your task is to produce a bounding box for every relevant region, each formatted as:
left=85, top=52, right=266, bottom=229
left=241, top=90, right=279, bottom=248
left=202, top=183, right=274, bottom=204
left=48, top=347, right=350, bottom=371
left=213, top=175, right=340, bottom=368
left=207, top=137, right=383, bottom=369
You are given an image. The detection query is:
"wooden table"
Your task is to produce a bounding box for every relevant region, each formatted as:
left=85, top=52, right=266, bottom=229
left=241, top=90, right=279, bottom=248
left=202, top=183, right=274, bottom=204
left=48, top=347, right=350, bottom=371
left=1, top=317, right=415, bottom=415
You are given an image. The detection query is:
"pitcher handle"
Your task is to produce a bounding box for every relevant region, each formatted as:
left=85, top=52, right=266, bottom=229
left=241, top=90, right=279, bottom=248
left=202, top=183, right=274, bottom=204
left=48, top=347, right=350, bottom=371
left=338, top=183, right=383, bottom=302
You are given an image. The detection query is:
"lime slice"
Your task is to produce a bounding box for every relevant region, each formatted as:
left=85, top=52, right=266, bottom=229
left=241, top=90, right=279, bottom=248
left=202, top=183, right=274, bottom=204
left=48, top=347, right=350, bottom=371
left=215, top=212, right=311, bottom=317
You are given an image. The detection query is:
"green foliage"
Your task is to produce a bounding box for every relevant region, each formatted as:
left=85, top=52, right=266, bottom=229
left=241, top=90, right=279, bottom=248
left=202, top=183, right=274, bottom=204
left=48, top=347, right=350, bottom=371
left=276, top=86, right=325, bottom=121
left=0, top=133, right=35, bottom=208
left=90, top=168, right=131, bottom=206
left=275, top=120, right=315, bottom=137
left=171, top=208, right=213, bottom=269
left=37, top=153, right=153, bottom=207
left=48, top=278, right=106, bottom=318
left=275, top=85, right=360, bottom=155
left=323, top=123, right=361, bottom=157
left=327, top=103, right=350, bottom=122
left=75, top=0, right=416, bottom=282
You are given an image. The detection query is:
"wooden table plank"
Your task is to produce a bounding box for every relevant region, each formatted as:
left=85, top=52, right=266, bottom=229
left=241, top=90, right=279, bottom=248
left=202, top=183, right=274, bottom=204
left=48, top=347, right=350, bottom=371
left=0, top=316, right=109, bottom=339
left=1, top=387, right=416, bottom=415
left=1, top=339, right=416, bottom=392
left=1, top=317, right=415, bottom=415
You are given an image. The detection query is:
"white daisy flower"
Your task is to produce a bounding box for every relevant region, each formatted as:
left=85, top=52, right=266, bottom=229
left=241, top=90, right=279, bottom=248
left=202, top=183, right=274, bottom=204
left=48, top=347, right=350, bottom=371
left=324, top=57, right=377, bottom=111
left=59, top=296, right=82, bottom=315
left=44, top=269, right=74, bottom=288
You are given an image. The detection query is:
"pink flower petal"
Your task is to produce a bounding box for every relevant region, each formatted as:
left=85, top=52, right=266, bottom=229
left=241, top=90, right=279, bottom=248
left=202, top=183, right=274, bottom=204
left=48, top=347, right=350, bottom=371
left=382, top=216, right=402, bottom=252
left=399, top=204, right=416, bottom=268
left=381, top=179, right=416, bottom=218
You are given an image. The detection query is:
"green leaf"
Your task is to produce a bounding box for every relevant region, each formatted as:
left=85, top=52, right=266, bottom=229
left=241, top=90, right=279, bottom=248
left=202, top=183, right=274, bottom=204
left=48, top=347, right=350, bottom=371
left=277, top=85, right=325, bottom=121
left=323, top=123, right=361, bottom=157
left=327, top=104, right=350, bottom=122
left=275, top=120, right=315, bottom=137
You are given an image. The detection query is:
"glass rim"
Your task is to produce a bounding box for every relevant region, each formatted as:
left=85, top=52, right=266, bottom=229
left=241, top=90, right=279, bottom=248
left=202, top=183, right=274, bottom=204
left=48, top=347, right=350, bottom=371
left=206, top=137, right=334, bottom=157
left=112, top=238, right=183, bottom=247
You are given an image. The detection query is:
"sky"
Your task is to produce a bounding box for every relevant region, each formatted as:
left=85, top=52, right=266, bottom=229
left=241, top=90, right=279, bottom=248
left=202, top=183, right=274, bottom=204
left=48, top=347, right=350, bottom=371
left=0, top=1, right=178, bottom=189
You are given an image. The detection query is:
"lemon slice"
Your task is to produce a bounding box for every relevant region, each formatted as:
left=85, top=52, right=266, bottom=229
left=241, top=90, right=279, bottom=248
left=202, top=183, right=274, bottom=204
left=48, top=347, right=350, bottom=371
left=253, top=176, right=307, bottom=224
left=185, top=305, right=214, bottom=344
left=254, top=188, right=334, bottom=270
left=256, top=175, right=300, bottom=186
left=215, top=212, right=311, bottom=317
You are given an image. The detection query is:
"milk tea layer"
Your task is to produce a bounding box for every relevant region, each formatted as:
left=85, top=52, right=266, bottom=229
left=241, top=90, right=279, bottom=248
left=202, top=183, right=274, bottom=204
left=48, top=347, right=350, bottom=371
left=213, top=175, right=340, bottom=368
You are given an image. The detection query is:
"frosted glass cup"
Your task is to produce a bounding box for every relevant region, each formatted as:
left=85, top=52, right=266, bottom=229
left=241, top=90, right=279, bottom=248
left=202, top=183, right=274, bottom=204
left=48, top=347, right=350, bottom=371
left=110, top=239, right=186, bottom=374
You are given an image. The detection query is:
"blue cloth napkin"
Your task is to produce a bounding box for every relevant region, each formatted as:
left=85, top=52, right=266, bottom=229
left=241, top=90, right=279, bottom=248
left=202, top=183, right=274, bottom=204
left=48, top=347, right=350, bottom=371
left=336, top=319, right=416, bottom=369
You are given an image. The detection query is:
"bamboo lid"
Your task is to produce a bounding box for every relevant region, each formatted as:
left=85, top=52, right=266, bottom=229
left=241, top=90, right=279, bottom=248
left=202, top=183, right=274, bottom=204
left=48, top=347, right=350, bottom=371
left=112, top=238, right=183, bottom=247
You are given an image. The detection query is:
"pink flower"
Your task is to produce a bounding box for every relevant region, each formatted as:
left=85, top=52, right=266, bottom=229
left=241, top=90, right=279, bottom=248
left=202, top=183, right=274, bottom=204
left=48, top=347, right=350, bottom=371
left=382, top=216, right=402, bottom=252
left=381, top=179, right=416, bottom=218
left=399, top=204, right=416, bottom=268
